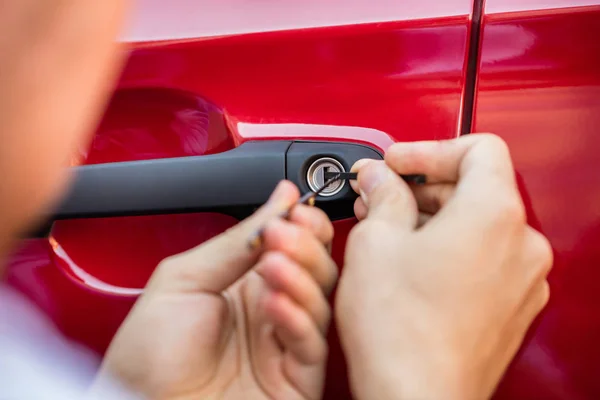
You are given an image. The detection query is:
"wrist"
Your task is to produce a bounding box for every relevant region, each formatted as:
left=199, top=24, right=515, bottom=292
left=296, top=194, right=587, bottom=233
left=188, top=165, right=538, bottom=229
left=344, top=340, right=473, bottom=400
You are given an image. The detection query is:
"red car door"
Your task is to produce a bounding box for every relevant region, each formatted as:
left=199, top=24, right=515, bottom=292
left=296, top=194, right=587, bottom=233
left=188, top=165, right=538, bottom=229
left=6, top=1, right=473, bottom=398
left=473, top=1, right=600, bottom=399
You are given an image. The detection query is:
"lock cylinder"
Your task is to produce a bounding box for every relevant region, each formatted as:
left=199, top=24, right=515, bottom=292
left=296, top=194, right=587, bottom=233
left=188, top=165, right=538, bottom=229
left=306, top=157, right=346, bottom=197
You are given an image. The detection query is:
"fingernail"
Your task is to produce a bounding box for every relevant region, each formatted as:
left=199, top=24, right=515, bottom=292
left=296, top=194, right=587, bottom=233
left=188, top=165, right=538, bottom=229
left=360, top=162, right=393, bottom=195
left=351, top=158, right=373, bottom=173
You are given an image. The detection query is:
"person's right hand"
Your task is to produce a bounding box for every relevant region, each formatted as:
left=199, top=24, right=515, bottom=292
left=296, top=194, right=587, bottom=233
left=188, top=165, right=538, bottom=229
left=336, top=134, right=553, bottom=400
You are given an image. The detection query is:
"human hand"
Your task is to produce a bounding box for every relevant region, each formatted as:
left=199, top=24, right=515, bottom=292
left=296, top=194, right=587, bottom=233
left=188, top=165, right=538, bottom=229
left=96, top=181, right=337, bottom=400
left=336, top=135, right=553, bottom=400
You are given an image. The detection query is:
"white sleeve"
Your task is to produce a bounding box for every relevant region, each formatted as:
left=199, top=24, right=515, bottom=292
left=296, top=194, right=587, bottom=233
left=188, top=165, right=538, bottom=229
left=0, top=285, right=144, bottom=400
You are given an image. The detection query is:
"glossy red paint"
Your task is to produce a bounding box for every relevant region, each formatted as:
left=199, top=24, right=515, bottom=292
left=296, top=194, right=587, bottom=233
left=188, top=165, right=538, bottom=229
left=6, top=3, right=472, bottom=399
left=48, top=13, right=470, bottom=292
left=473, top=5, right=600, bottom=399
left=485, top=0, right=600, bottom=14
left=82, top=88, right=234, bottom=165
left=125, top=0, right=472, bottom=41
left=5, top=240, right=135, bottom=358
left=118, top=18, right=469, bottom=144
left=49, top=214, right=239, bottom=294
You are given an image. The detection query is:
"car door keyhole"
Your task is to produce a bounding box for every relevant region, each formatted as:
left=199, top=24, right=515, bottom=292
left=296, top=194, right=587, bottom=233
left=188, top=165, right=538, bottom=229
left=306, top=157, right=345, bottom=197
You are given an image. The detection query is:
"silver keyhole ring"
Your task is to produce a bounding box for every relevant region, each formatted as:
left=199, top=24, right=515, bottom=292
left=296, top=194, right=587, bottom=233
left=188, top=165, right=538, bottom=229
left=306, top=157, right=346, bottom=197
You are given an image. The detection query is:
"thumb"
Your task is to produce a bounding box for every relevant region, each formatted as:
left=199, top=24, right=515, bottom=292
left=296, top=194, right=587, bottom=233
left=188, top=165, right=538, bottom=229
left=358, top=161, right=418, bottom=229
left=151, top=181, right=300, bottom=294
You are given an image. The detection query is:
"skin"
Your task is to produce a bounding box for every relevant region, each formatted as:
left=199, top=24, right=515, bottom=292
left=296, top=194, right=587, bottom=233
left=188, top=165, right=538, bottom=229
left=0, top=1, right=129, bottom=256
left=94, top=181, right=338, bottom=399
left=337, top=135, right=553, bottom=400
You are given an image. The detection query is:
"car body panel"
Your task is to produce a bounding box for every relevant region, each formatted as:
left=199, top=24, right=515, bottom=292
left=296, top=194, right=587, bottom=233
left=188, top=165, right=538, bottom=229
left=10, top=1, right=600, bottom=398
left=6, top=3, right=472, bottom=398
left=474, top=3, right=600, bottom=399
left=124, top=0, right=472, bottom=41
left=485, top=0, right=600, bottom=14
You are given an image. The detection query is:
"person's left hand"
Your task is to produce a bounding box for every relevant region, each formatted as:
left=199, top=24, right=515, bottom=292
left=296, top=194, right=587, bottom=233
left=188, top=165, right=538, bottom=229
left=94, top=181, right=337, bottom=400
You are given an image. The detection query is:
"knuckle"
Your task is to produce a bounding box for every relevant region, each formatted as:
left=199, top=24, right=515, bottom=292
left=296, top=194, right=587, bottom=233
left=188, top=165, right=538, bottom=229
left=262, top=250, right=287, bottom=267
left=156, top=255, right=178, bottom=272
left=153, top=254, right=186, bottom=283
left=384, top=145, right=406, bottom=171
left=475, top=134, right=514, bottom=178
left=385, top=142, right=404, bottom=159
left=278, top=230, right=301, bottom=256
left=509, top=198, right=526, bottom=224
left=541, top=281, right=550, bottom=305
left=497, top=194, right=526, bottom=226
left=480, top=133, right=510, bottom=155
left=530, top=231, right=554, bottom=275
left=266, top=221, right=301, bottom=254
left=157, top=255, right=174, bottom=269
left=536, top=281, right=551, bottom=312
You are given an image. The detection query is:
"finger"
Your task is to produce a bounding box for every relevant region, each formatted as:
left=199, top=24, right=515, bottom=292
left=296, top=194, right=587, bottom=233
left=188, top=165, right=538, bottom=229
left=354, top=197, right=368, bottom=220
left=411, top=183, right=455, bottom=214
left=288, top=204, right=334, bottom=245
left=153, top=181, right=300, bottom=294
left=353, top=200, right=434, bottom=226
left=387, top=135, right=521, bottom=230
left=385, top=134, right=516, bottom=185
left=356, top=161, right=418, bottom=229
left=350, top=159, right=375, bottom=194
left=263, top=291, right=328, bottom=365
left=257, top=252, right=332, bottom=333
left=262, top=219, right=338, bottom=294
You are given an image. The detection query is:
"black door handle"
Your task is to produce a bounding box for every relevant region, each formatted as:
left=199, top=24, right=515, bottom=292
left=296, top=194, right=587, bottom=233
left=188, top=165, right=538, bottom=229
left=53, top=141, right=291, bottom=220
left=32, top=140, right=383, bottom=237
